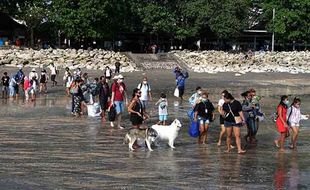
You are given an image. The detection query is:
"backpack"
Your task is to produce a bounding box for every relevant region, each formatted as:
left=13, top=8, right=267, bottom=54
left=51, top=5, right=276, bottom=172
left=69, top=84, right=79, bottom=95
left=137, top=83, right=150, bottom=91
left=287, top=106, right=293, bottom=126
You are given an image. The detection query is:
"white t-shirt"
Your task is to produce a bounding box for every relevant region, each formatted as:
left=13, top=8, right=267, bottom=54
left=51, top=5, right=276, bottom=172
left=105, top=69, right=111, bottom=77
left=158, top=98, right=168, bottom=115
left=50, top=65, right=57, bottom=75
left=138, top=83, right=151, bottom=101
left=218, top=99, right=225, bottom=107
left=29, top=72, right=39, bottom=80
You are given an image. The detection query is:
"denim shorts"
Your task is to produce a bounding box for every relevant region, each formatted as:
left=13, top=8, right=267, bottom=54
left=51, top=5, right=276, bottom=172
left=9, top=86, right=15, bottom=97
left=198, top=118, right=210, bottom=126
left=114, top=101, right=124, bottom=114
left=224, top=121, right=243, bottom=128
left=159, top=115, right=167, bottom=121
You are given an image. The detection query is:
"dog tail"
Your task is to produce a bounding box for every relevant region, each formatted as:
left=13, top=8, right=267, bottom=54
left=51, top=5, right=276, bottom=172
left=123, top=134, right=130, bottom=144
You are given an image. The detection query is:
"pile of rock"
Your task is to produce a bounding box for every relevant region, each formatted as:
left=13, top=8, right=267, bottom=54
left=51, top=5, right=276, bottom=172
left=0, top=48, right=136, bottom=72
left=173, top=50, right=310, bottom=74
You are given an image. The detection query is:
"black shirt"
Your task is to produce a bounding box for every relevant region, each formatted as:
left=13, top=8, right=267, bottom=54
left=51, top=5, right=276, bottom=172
left=222, top=100, right=242, bottom=122
left=194, top=99, right=215, bottom=120
left=2, top=76, right=10, bottom=86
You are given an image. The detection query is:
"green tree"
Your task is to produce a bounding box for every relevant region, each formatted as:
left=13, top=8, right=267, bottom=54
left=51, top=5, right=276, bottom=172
left=261, top=0, right=310, bottom=43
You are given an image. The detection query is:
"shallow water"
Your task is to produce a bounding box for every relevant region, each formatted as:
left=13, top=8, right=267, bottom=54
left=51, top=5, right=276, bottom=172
left=0, top=69, right=309, bottom=189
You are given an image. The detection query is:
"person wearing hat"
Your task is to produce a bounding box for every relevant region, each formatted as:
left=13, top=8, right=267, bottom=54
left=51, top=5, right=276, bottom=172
left=39, top=69, right=48, bottom=93
left=29, top=68, right=39, bottom=82
left=111, top=74, right=128, bottom=128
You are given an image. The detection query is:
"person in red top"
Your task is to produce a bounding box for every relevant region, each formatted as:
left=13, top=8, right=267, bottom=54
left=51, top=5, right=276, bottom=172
left=111, top=74, right=128, bottom=129
left=274, top=95, right=289, bottom=152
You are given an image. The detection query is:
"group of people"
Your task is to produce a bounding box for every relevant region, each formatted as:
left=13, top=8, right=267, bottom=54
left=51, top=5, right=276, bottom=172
left=1, top=63, right=58, bottom=101
left=187, top=84, right=308, bottom=154
left=2, top=64, right=308, bottom=153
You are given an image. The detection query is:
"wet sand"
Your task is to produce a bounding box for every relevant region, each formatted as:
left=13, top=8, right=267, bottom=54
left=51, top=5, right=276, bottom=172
left=0, top=66, right=310, bottom=189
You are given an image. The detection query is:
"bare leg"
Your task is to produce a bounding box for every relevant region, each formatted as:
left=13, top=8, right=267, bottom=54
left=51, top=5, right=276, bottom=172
left=225, top=127, right=232, bottom=152
left=279, top=132, right=286, bottom=152
left=233, top=127, right=246, bottom=154
left=290, top=127, right=299, bottom=149
left=217, top=124, right=226, bottom=146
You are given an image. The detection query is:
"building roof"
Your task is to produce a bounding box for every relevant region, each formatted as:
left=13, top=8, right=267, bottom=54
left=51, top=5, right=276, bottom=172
left=0, top=12, right=26, bottom=30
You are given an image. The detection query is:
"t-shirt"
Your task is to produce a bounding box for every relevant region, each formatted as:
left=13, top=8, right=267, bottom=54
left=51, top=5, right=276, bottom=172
left=138, top=83, right=151, bottom=101
left=112, top=82, right=126, bottom=101
left=158, top=98, right=168, bottom=115
left=222, top=100, right=242, bottom=122
left=29, top=72, right=39, bottom=80
left=50, top=65, right=57, bottom=75
left=194, top=100, right=214, bottom=120
left=218, top=99, right=225, bottom=107
left=2, top=76, right=10, bottom=86
left=105, top=69, right=111, bottom=77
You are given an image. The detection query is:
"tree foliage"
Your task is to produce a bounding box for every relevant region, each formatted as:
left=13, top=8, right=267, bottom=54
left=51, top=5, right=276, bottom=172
left=260, top=0, right=310, bottom=42
left=1, top=0, right=309, bottom=45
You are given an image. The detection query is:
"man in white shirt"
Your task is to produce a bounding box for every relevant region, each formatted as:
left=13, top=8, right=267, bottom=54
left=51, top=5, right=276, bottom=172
left=49, top=63, right=57, bottom=86
left=137, top=77, right=152, bottom=109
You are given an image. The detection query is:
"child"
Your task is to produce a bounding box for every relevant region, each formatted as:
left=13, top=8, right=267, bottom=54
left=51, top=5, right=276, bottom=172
left=155, top=93, right=168, bottom=125
left=2, top=72, right=10, bottom=99
left=287, top=97, right=309, bottom=149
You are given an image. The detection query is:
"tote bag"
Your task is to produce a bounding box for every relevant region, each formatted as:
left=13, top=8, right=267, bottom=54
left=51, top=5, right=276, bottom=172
left=189, top=121, right=200, bottom=137
left=174, top=87, right=179, bottom=97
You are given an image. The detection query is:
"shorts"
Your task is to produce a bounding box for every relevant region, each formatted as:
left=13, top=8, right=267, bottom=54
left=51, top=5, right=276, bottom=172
left=51, top=75, right=56, bottom=81
left=159, top=115, right=168, bottom=121
left=14, top=84, right=19, bottom=94
left=114, top=101, right=124, bottom=114
left=198, top=118, right=210, bottom=126
left=130, top=114, right=143, bottom=125
left=224, top=121, right=243, bottom=128
left=289, top=122, right=300, bottom=127
left=219, top=115, right=224, bottom=125
left=9, top=86, right=15, bottom=97
left=2, top=86, right=8, bottom=92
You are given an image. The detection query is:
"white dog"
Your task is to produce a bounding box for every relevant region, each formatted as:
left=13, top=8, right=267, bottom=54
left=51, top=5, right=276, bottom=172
left=150, top=119, right=182, bottom=149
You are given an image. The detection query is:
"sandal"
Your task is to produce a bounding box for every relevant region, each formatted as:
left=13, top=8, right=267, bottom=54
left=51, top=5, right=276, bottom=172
left=238, top=150, right=247, bottom=154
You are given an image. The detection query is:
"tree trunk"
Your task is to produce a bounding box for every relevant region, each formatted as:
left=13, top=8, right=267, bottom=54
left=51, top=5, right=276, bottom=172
left=30, top=27, right=34, bottom=48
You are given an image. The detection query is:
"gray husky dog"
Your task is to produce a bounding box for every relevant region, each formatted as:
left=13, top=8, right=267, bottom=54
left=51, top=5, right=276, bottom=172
left=124, top=128, right=158, bottom=151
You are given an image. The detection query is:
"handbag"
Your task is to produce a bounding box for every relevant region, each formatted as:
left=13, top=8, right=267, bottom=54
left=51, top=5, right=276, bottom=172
left=189, top=121, right=200, bottom=138
left=174, top=87, right=179, bottom=97
left=108, top=105, right=116, bottom=121
left=228, top=104, right=242, bottom=124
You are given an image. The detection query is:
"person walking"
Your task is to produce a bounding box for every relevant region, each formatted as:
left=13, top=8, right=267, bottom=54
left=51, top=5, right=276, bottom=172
left=137, top=76, right=152, bottom=109
left=111, top=75, right=128, bottom=129
left=217, top=90, right=229, bottom=146
left=175, top=71, right=189, bottom=101
left=221, top=93, right=246, bottom=154
left=128, top=88, right=147, bottom=149
left=98, top=76, right=110, bottom=121
left=155, top=93, right=168, bottom=125
left=194, top=91, right=215, bottom=144
left=104, top=66, right=112, bottom=80
left=1, top=72, right=10, bottom=99
left=274, top=95, right=290, bottom=152
left=115, top=62, right=121, bottom=74
left=39, top=69, right=48, bottom=93
left=287, top=97, right=305, bottom=149
left=49, top=63, right=58, bottom=86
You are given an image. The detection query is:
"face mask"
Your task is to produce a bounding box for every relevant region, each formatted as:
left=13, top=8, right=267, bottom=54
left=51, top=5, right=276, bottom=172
left=143, top=81, right=147, bottom=84
left=118, top=79, right=123, bottom=83
left=284, top=100, right=290, bottom=105
left=202, top=98, right=207, bottom=102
